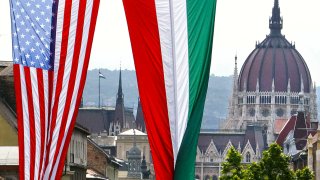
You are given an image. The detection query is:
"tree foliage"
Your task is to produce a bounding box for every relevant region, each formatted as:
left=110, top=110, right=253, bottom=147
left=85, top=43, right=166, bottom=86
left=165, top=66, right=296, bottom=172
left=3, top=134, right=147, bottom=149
left=295, top=167, right=314, bottom=180
left=220, top=146, right=244, bottom=180
left=259, top=143, right=295, bottom=180
left=221, top=143, right=314, bottom=180
left=243, top=162, right=263, bottom=180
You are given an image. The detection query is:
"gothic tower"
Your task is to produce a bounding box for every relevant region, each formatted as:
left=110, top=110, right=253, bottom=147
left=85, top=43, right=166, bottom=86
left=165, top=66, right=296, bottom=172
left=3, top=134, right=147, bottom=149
left=111, top=69, right=125, bottom=135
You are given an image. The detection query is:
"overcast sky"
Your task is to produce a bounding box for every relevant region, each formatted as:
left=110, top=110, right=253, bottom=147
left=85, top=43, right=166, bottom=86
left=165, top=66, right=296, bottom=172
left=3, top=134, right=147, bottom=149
left=0, top=0, right=319, bottom=84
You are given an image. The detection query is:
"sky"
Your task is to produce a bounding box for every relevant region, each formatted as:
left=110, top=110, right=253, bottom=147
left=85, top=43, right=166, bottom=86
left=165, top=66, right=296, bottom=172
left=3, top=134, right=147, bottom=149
left=0, top=0, right=319, bottom=84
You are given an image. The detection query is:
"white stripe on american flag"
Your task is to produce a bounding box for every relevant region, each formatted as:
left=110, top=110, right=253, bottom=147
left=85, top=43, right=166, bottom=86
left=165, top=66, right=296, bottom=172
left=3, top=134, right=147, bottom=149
left=51, top=1, right=94, bottom=175
left=30, top=68, right=41, bottom=180
left=19, top=65, right=31, bottom=180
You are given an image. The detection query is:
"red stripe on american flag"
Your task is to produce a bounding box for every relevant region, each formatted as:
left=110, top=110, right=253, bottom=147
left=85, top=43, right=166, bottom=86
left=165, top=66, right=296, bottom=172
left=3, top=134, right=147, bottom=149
left=13, top=65, right=25, bottom=180
left=23, top=67, right=36, bottom=180
left=55, top=0, right=100, bottom=177
left=36, top=69, right=46, bottom=180
left=49, top=0, right=87, bottom=176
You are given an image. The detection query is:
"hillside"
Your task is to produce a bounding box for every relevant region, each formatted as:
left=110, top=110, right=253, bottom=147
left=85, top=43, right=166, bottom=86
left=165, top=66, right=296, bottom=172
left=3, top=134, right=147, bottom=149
left=83, top=69, right=319, bottom=129
left=318, top=87, right=320, bottom=116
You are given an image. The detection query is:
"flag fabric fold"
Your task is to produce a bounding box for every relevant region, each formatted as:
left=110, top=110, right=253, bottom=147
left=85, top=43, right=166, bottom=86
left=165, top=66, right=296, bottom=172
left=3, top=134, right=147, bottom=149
left=10, top=0, right=100, bottom=179
left=123, top=0, right=217, bottom=179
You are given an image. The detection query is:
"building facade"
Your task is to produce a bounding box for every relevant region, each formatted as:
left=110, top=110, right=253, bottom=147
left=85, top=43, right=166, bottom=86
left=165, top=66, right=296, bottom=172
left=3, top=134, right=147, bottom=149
left=224, top=0, right=317, bottom=146
left=195, top=125, right=266, bottom=179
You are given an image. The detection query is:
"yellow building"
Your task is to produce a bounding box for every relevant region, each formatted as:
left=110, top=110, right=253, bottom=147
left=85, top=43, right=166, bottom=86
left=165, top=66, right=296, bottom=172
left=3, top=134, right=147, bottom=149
left=307, top=128, right=320, bottom=180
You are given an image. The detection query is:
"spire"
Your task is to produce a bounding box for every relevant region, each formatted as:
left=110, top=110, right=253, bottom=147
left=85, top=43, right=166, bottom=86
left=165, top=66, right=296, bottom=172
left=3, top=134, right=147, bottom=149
left=269, top=0, right=283, bottom=36
left=114, top=66, right=125, bottom=132
left=117, top=68, right=123, bottom=98
left=233, top=55, right=238, bottom=90
left=256, top=78, right=259, bottom=92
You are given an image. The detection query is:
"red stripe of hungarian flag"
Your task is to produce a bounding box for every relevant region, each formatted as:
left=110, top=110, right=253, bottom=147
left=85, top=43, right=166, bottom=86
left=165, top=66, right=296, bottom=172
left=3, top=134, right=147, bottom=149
left=123, top=0, right=217, bottom=179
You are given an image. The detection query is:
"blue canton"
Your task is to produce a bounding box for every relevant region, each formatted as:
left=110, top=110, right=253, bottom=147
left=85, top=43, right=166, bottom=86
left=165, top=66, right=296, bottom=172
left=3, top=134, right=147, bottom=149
left=10, top=0, right=56, bottom=70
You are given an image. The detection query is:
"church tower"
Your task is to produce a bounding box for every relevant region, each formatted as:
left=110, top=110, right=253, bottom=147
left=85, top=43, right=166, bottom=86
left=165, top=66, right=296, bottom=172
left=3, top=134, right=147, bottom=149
left=110, top=69, right=125, bottom=135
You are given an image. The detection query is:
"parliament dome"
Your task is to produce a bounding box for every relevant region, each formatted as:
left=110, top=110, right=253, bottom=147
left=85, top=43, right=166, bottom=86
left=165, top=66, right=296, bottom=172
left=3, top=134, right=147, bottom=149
left=238, top=0, right=312, bottom=93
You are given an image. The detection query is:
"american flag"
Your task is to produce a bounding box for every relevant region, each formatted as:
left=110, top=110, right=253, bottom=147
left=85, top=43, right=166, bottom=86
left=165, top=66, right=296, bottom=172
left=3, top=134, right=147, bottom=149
left=10, top=0, right=100, bottom=179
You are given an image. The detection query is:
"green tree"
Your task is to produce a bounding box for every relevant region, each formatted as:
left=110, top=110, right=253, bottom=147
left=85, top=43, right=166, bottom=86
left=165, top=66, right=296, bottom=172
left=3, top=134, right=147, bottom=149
left=243, top=162, right=263, bottom=180
left=295, top=167, right=314, bottom=180
left=220, top=146, right=244, bottom=180
left=259, top=143, right=295, bottom=180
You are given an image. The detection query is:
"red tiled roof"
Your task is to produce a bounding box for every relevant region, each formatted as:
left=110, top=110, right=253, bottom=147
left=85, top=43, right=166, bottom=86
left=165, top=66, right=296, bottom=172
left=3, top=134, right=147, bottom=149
left=276, top=116, right=297, bottom=145
left=274, top=119, right=288, bottom=134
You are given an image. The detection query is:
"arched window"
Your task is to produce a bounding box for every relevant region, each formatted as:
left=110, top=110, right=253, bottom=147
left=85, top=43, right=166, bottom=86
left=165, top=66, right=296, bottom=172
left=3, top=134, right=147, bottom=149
left=204, top=175, right=210, bottom=180
left=195, top=175, right=200, bottom=180
left=246, top=152, right=251, bottom=163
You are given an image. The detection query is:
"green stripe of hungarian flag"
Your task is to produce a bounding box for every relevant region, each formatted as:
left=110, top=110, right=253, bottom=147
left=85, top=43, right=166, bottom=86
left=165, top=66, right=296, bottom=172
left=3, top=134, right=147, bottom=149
left=123, top=0, right=217, bottom=179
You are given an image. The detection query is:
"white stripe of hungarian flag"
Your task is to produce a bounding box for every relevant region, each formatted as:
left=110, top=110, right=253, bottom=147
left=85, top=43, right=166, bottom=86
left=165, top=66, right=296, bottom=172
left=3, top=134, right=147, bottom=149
left=123, top=0, right=217, bottom=179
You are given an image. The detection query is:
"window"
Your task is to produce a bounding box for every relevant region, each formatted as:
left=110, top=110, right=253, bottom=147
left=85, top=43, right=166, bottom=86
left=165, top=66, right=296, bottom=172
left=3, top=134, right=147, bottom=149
left=245, top=152, right=251, bottom=163
left=249, top=108, right=255, bottom=117
left=262, top=109, right=270, bottom=117
left=276, top=108, right=284, bottom=117
left=260, top=96, right=271, bottom=104
left=290, top=97, right=299, bottom=104
left=247, top=96, right=256, bottom=104
left=275, top=96, right=287, bottom=104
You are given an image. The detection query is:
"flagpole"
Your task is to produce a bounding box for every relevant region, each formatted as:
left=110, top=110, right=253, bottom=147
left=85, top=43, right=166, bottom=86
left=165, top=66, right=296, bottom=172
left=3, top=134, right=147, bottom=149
left=99, top=69, right=101, bottom=108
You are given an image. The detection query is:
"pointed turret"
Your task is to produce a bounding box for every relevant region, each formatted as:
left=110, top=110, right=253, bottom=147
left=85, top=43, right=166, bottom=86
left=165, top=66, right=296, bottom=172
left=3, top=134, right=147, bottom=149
left=237, top=142, right=241, bottom=152
left=136, top=97, right=146, bottom=132
left=233, top=55, right=238, bottom=90
left=272, top=78, right=275, bottom=92
left=256, top=78, right=259, bottom=92
left=269, top=0, right=283, bottom=36
left=287, top=78, right=291, bottom=92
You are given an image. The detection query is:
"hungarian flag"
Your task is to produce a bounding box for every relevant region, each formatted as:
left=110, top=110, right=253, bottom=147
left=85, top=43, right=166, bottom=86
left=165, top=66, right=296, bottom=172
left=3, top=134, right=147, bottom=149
left=10, top=0, right=100, bottom=179
left=123, top=0, right=217, bottom=179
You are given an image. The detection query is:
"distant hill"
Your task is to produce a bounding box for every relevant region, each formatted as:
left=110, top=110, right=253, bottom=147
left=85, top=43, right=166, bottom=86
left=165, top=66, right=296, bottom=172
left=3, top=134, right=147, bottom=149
left=83, top=69, right=319, bottom=129
left=318, top=87, right=320, bottom=116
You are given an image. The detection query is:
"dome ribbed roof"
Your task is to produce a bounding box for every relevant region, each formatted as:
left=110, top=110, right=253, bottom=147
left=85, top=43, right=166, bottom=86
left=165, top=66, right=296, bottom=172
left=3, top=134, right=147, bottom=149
left=238, top=0, right=312, bottom=93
